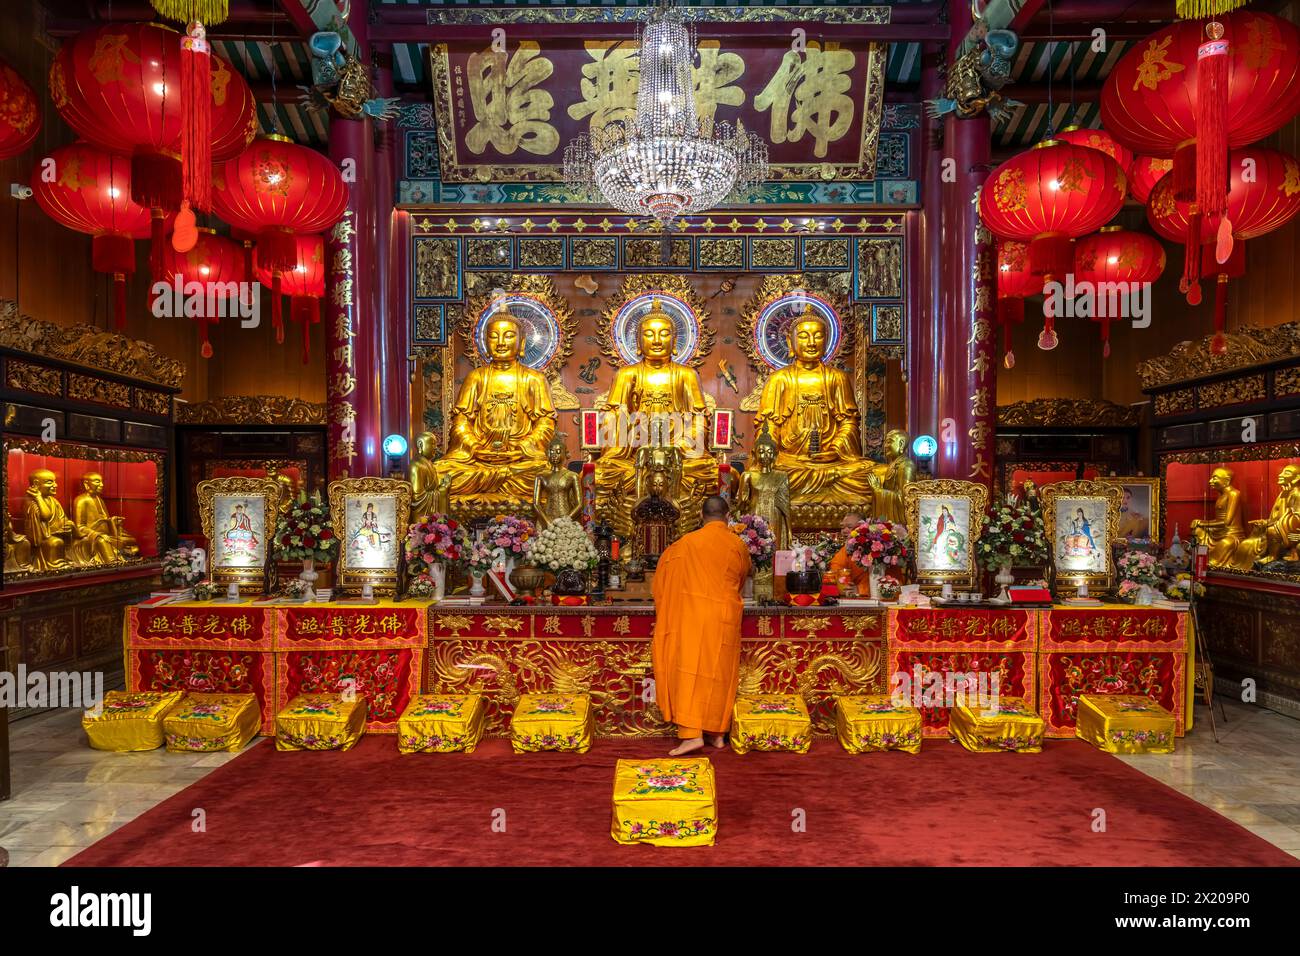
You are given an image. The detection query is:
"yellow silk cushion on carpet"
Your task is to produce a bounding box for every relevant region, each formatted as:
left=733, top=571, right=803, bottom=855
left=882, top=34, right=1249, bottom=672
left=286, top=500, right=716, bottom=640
left=397, top=694, right=487, bottom=754
left=83, top=690, right=185, bottom=752
left=730, top=694, right=812, bottom=754
left=834, top=694, right=923, bottom=754
left=950, top=696, right=1044, bottom=753
left=1076, top=694, right=1176, bottom=755
left=510, top=693, right=593, bottom=753
left=611, top=757, right=717, bottom=847
left=275, top=693, right=368, bottom=752
left=163, top=693, right=260, bottom=753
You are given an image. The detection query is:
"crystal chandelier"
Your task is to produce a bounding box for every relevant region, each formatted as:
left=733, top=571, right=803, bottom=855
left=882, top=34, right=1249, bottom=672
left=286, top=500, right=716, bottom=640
left=563, top=0, right=767, bottom=227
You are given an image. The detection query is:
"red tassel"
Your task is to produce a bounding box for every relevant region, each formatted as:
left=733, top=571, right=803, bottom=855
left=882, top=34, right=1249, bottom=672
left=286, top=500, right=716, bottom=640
left=180, top=23, right=213, bottom=211
left=200, top=319, right=214, bottom=359
left=272, top=272, right=284, bottom=343
left=1196, top=26, right=1230, bottom=225
left=1182, top=211, right=1203, bottom=302
left=1211, top=273, right=1229, bottom=355
left=1028, top=234, right=1072, bottom=279
left=131, top=154, right=183, bottom=212
left=92, top=234, right=135, bottom=274
left=258, top=228, right=298, bottom=274
left=112, top=273, right=126, bottom=330
left=1173, top=141, right=1197, bottom=204
left=150, top=210, right=167, bottom=281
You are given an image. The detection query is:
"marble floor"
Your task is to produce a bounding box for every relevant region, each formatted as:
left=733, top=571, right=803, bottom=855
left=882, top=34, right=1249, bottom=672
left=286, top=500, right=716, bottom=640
left=1, top=697, right=1298, bottom=866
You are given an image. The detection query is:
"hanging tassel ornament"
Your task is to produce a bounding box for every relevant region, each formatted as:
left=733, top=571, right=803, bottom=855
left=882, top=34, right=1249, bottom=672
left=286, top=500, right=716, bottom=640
left=178, top=21, right=211, bottom=221
left=271, top=271, right=284, bottom=343
left=1175, top=1, right=1250, bottom=18
left=1211, top=273, right=1229, bottom=355
left=1197, top=21, right=1233, bottom=262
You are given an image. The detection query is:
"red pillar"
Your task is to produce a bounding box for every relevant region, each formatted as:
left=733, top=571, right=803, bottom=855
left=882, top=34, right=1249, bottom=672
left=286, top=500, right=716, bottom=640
left=907, top=44, right=945, bottom=451
left=374, top=54, right=409, bottom=448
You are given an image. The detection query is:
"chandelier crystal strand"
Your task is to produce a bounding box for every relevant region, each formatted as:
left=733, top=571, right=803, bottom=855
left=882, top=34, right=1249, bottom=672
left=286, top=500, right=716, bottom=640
left=564, top=0, right=767, bottom=227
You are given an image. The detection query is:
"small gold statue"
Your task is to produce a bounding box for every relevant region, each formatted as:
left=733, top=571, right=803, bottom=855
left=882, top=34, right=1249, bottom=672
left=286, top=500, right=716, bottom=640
left=73, top=472, right=140, bottom=562
left=533, top=434, right=583, bottom=528
left=4, top=512, right=32, bottom=573
left=409, top=431, right=441, bottom=518
left=1226, top=464, right=1300, bottom=571
left=735, top=426, right=791, bottom=551
left=631, top=468, right=681, bottom=570
left=869, top=428, right=917, bottom=526
left=1192, top=467, right=1248, bottom=567
left=753, top=303, right=877, bottom=505
left=265, top=464, right=297, bottom=521
left=22, top=469, right=76, bottom=571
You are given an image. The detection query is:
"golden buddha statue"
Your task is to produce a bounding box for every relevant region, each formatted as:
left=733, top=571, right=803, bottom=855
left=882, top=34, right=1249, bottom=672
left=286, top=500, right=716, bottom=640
left=433, top=309, right=557, bottom=501
left=73, top=472, right=140, bottom=562
left=595, top=299, right=717, bottom=502
left=22, top=469, right=77, bottom=571
left=631, top=468, right=680, bottom=569
left=265, top=464, right=297, bottom=521
left=409, top=431, right=440, bottom=518
left=753, top=304, right=877, bottom=506
left=1226, top=464, right=1300, bottom=571
left=533, top=433, right=583, bottom=528
left=870, top=428, right=917, bottom=526
left=1192, top=467, right=1248, bottom=567
left=735, top=426, right=791, bottom=551
left=5, top=512, right=32, bottom=573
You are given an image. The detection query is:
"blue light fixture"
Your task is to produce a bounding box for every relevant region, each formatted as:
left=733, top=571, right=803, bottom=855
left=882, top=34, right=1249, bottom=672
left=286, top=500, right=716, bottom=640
left=912, top=434, right=938, bottom=459
left=382, top=434, right=409, bottom=458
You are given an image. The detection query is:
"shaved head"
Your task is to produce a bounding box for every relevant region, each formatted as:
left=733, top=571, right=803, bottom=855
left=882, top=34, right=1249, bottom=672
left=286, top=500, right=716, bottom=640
left=840, top=511, right=864, bottom=538
left=702, top=495, right=730, bottom=522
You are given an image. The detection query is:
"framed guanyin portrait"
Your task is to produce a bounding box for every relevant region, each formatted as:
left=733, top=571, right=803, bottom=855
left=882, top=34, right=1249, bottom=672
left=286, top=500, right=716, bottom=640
left=197, top=477, right=280, bottom=593
left=1041, top=480, right=1122, bottom=596
left=904, top=480, right=988, bottom=591
left=328, top=477, right=412, bottom=596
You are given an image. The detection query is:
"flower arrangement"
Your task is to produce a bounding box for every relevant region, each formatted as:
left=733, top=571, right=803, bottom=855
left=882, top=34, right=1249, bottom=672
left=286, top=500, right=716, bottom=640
left=975, top=497, right=1048, bottom=569
left=193, top=581, right=220, bottom=601
left=273, top=492, right=337, bottom=563
left=1117, top=548, right=1164, bottom=587
left=405, top=514, right=462, bottom=576
left=729, top=513, right=777, bottom=569
left=1164, top=572, right=1205, bottom=602
left=460, top=535, right=497, bottom=576
left=525, top=517, right=599, bottom=573
left=406, top=573, right=437, bottom=599
left=877, top=575, right=902, bottom=601
left=790, top=534, right=839, bottom=574
left=483, top=514, right=535, bottom=559
left=161, top=546, right=203, bottom=587
left=281, top=578, right=310, bottom=600
left=844, top=518, right=911, bottom=571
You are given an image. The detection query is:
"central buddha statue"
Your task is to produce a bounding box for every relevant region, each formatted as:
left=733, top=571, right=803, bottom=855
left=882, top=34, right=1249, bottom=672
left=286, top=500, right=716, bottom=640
left=432, top=308, right=556, bottom=501
left=595, top=299, right=717, bottom=503
left=754, top=304, right=877, bottom=506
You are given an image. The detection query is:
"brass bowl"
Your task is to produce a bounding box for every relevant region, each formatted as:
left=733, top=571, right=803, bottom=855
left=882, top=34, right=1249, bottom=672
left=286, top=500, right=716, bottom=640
left=510, top=564, right=547, bottom=595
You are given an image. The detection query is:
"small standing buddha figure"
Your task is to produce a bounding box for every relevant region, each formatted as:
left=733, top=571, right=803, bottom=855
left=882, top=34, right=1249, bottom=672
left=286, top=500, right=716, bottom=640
left=22, top=468, right=77, bottom=571
left=265, top=464, right=297, bottom=522
left=735, top=425, right=791, bottom=551
left=631, top=469, right=681, bottom=570
left=869, top=428, right=917, bottom=526
left=73, top=472, right=140, bottom=562
left=433, top=308, right=557, bottom=501
left=754, top=303, right=877, bottom=505
left=1226, top=463, right=1300, bottom=571
left=409, top=431, right=441, bottom=518
left=1191, top=467, right=1248, bottom=567
left=533, top=434, right=583, bottom=528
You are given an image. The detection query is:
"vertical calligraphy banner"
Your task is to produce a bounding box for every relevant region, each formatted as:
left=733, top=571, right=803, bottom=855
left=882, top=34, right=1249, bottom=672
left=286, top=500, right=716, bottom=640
left=968, top=213, right=997, bottom=493
left=327, top=209, right=360, bottom=479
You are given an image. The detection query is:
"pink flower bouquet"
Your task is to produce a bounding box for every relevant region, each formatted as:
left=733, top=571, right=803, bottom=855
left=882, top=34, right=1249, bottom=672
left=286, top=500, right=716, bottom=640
left=844, top=518, right=912, bottom=571
left=405, top=514, right=462, bottom=575
left=728, top=513, right=776, bottom=569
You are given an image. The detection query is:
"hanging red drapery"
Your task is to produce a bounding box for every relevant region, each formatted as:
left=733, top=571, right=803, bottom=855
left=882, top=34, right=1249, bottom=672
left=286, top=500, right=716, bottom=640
left=0, top=57, right=40, bottom=159
left=1073, top=227, right=1167, bottom=358
left=996, top=240, right=1040, bottom=368
left=31, top=142, right=154, bottom=329
left=254, top=233, right=325, bottom=365
left=157, top=228, right=246, bottom=358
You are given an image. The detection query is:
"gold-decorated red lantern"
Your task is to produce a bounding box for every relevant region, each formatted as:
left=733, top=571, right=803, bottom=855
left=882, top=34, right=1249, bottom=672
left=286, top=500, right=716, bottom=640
left=996, top=240, right=1040, bottom=367
left=1054, top=126, right=1135, bottom=179
left=1073, top=226, right=1167, bottom=358
left=1129, top=156, right=1174, bottom=204
left=157, top=228, right=246, bottom=359
left=213, top=137, right=346, bottom=346
left=0, top=58, right=40, bottom=159
left=31, top=142, right=153, bottom=329
left=255, top=233, right=325, bottom=365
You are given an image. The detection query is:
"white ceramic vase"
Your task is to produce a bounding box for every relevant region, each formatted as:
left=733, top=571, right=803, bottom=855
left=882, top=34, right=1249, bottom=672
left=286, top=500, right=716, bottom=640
left=299, top=557, right=318, bottom=602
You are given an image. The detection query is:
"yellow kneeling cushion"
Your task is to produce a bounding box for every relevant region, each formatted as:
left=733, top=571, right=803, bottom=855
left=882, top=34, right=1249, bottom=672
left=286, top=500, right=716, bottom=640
left=611, top=758, right=717, bottom=847
left=949, top=696, right=1044, bottom=753
left=398, top=694, right=488, bottom=754
left=730, top=694, right=812, bottom=754
left=834, top=694, right=923, bottom=754
left=1076, top=694, right=1176, bottom=754
left=83, top=690, right=185, bottom=752
left=275, top=693, right=367, bottom=752
left=163, top=693, right=260, bottom=753
left=511, top=693, right=593, bottom=753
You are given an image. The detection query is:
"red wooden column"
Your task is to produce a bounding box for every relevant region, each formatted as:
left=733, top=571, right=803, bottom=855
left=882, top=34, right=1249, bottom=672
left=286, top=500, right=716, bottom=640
left=907, top=44, right=945, bottom=451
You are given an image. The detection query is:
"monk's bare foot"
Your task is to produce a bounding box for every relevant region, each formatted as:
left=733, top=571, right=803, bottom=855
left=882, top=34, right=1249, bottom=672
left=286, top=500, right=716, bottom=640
left=669, top=737, right=705, bottom=756
left=708, top=734, right=726, bottom=749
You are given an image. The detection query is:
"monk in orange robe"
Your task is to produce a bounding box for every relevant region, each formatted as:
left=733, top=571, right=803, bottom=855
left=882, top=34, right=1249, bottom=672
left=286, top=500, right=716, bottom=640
left=652, top=495, right=752, bottom=756
left=828, top=511, right=868, bottom=592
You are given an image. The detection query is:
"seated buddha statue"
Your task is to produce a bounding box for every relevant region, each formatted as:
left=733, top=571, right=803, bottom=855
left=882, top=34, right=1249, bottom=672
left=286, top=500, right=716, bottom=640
left=1191, top=467, right=1248, bottom=568
left=869, top=428, right=916, bottom=526
left=432, top=308, right=556, bottom=502
left=22, top=468, right=77, bottom=571
left=595, top=299, right=718, bottom=504
left=753, top=304, right=877, bottom=506
left=73, top=472, right=140, bottom=562
left=1225, top=463, right=1300, bottom=571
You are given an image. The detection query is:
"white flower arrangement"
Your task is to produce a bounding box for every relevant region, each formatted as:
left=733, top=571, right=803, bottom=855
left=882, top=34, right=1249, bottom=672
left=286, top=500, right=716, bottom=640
left=524, top=517, right=599, bottom=573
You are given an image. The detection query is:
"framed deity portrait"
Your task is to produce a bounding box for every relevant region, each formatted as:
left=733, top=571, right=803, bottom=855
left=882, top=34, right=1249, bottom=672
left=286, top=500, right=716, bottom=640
left=197, top=476, right=280, bottom=593
left=904, top=480, right=989, bottom=591
left=328, top=477, right=412, bottom=596
left=1100, top=477, right=1161, bottom=546
left=1040, top=480, right=1123, bottom=596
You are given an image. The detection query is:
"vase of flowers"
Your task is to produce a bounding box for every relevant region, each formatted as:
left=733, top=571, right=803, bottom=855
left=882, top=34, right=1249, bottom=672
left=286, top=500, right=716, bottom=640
left=405, top=514, right=462, bottom=601
left=844, top=519, right=912, bottom=595
left=729, top=513, right=777, bottom=602
left=877, top=574, right=902, bottom=602
left=786, top=537, right=831, bottom=595
left=1164, top=572, right=1204, bottom=603
left=525, top=517, right=598, bottom=597
left=483, top=514, right=535, bottom=578
left=406, top=574, right=436, bottom=600
left=273, top=492, right=338, bottom=601
left=975, top=498, right=1048, bottom=601
left=161, top=546, right=204, bottom=589
left=461, top=536, right=495, bottom=598
left=1117, top=548, right=1164, bottom=604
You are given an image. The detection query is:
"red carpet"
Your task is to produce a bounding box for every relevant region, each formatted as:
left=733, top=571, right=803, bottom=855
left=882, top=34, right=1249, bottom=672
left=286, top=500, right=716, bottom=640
left=65, top=736, right=1297, bottom=867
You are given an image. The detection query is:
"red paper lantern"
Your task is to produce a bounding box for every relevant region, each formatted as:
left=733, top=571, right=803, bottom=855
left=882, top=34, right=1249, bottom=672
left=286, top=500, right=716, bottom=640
left=31, top=142, right=153, bottom=328
left=1054, top=126, right=1135, bottom=178
left=1129, top=155, right=1174, bottom=204
left=996, top=240, right=1040, bottom=367
left=0, top=58, right=40, bottom=159
left=49, top=22, right=255, bottom=217
left=157, top=228, right=247, bottom=359
left=1101, top=11, right=1300, bottom=221
left=1073, top=226, right=1167, bottom=357
left=255, top=233, right=325, bottom=365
